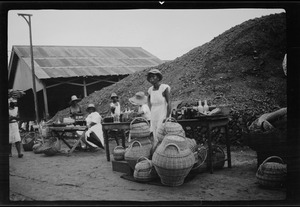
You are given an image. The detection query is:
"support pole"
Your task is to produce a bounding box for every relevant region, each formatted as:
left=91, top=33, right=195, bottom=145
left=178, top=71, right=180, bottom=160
left=18, top=13, right=39, bottom=123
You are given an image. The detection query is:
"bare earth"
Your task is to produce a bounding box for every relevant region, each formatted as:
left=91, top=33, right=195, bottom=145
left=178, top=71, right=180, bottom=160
left=9, top=140, right=286, bottom=203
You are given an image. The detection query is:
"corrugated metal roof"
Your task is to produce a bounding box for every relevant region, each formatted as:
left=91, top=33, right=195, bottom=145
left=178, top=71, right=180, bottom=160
left=12, top=45, right=163, bottom=79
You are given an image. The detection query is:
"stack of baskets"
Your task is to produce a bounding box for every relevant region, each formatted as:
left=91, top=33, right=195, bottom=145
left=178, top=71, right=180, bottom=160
left=152, top=134, right=195, bottom=187
left=125, top=140, right=151, bottom=170
left=125, top=117, right=152, bottom=169
left=256, top=156, right=287, bottom=188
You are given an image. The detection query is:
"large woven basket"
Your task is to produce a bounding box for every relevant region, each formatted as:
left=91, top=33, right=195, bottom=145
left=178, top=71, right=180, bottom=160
left=130, top=117, right=151, bottom=139
left=256, top=156, right=287, bottom=188
left=125, top=140, right=151, bottom=170
left=157, top=117, right=185, bottom=143
left=43, top=137, right=61, bottom=156
left=134, top=157, right=158, bottom=182
left=113, top=146, right=126, bottom=161
left=152, top=143, right=195, bottom=187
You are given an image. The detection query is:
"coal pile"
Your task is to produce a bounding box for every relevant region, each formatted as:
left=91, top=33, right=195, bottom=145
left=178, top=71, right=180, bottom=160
left=52, top=13, right=287, bottom=146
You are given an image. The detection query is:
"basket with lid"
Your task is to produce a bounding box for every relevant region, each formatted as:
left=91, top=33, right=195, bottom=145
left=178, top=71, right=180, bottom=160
left=256, top=156, right=287, bottom=188
left=124, top=140, right=151, bottom=170
left=157, top=117, right=185, bottom=143
left=134, top=156, right=158, bottom=182
left=152, top=143, right=195, bottom=187
left=130, top=117, right=151, bottom=139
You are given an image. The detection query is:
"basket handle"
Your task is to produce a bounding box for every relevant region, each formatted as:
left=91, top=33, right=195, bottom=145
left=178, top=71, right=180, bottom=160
left=261, top=156, right=284, bottom=166
left=163, top=117, right=178, bottom=123
left=130, top=117, right=150, bottom=128
left=163, top=143, right=180, bottom=153
left=137, top=156, right=151, bottom=164
left=131, top=140, right=142, bottom=148
left=114, top=146, right=124, bottom=151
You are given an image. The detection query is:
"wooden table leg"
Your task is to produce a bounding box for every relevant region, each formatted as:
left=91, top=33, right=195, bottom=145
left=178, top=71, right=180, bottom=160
left=122, top=130, right=126, bottom=148
left=104, top=129, right=110, bottom=161
left=68, top=135, right=82, bottom=155
left=207, top=125, right=213, bottom=174
left=225, top=125, right=232, bottom=168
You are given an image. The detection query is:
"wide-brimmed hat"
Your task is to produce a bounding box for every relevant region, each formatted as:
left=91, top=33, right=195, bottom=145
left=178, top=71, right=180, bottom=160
left=69, top=95, right=81, bottom=104
left=111, top=93, right=118, bottom=99
left=86, top=103, right=96, bottom=112
left=129, top=91, right=148, bottom=105
left=147, top=69, right=163, bottom=81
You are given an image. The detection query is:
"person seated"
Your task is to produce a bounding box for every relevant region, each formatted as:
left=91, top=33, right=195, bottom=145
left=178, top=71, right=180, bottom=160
left=129, top=91, right=151, bottom=122
left=77, top=104, right=105, bottom=151
left=69, top=95, right=84, bottom=125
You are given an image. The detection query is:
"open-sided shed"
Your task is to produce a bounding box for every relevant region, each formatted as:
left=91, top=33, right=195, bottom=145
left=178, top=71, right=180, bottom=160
left=8, top=45, right=163, bottom=120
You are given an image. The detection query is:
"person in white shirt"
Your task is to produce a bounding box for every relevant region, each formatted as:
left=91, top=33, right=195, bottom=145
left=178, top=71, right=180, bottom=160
left=129, top=91, right=151, bottom=121
left=110, top=93, right=121, bottom=117
left=79, top=104, right=104, bottom=151
left=9, top=98, right=23, bottom=158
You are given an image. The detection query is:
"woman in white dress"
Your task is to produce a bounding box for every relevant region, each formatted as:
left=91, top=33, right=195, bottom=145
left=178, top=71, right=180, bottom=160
left=9, top=98, right=23, bottom=158
left=147, top=69, right=171, bottom=147
left=79, top=104, right=105, bottom=150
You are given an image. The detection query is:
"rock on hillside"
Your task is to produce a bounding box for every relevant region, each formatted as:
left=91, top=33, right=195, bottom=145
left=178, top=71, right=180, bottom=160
left=52, top=13, right=287, bottom=145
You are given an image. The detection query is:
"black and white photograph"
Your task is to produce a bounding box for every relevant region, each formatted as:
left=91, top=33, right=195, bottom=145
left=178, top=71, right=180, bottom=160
left=1, top=1, right=300, bottom=205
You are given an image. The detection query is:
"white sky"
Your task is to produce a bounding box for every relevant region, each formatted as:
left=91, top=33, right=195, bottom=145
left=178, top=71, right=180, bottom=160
left=8, top=9, right=285, bottom=61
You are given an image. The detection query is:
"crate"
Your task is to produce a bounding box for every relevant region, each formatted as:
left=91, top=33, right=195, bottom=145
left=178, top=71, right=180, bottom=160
left=112, top=160, right=133, bottom=175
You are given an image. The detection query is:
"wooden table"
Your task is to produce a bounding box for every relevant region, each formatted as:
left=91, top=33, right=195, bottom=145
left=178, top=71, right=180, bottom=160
left=102, top=115, right=231, bottom=174
left=178, top=116, right=231, bottom=173
left=49, top=126, right=86, bottom=155
left=102, top=122, right=129, bottom=162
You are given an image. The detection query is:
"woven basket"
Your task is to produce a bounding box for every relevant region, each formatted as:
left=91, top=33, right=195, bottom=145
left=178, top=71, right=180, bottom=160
left=130, top=137, right=152, bottom=152
left=157, top=117, right=185, bottom=142
left=134, top=157, right=158, bottom=182
left=191, top=145, right=208, bottom=173
left=256, top=156, right=287, bottom=188
left=152, top=143, right=195, bottom=187
left=22, top=134, right=35, bottom=151
left=212, top=96, right=231, bottom=115
left=43, top=137, right=61, bottom=156
left=32, top=141, right=44, bottom=154
left=160, top=134, right=188, bottom=150
left=125, top=140, right=151, bottom=170
left=205, top=145, right=225, bottom=169
left=130, top=117, right=151, bottom=139
left=113, top=146, right=126, bottom=161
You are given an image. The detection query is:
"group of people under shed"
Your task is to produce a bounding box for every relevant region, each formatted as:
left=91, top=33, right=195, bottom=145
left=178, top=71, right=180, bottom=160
left=67, top=68, right=171, bottom=153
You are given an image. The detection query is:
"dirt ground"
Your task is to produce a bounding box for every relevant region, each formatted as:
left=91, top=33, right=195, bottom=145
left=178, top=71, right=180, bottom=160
left=8, top=139, right=286, bottom=203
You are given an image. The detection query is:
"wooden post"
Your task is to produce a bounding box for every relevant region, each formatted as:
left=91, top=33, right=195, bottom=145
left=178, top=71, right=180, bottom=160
left=83, top=77, right=87, bottom=97
left=42, top=82, right=49, bottom=120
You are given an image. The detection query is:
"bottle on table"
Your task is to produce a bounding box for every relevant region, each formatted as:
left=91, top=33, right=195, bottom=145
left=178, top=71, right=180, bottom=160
left=203, top=100, right=209, bottom=114
left=198, top=100, right=204, bottom=114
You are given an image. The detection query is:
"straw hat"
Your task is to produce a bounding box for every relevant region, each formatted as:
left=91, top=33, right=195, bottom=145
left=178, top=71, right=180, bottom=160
left=69, top=95, right=81, bottom=104
left=111, top=93, right=118, bottom=99
left=129, top=91, right=148, bottom=106
left=147, top=69, right=163, bottom=81
left=86, top=103, right=96, bottom=112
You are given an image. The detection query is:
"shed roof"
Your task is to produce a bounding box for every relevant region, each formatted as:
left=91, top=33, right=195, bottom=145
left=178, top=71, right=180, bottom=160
left=11, top=45, right=163, bottom=79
